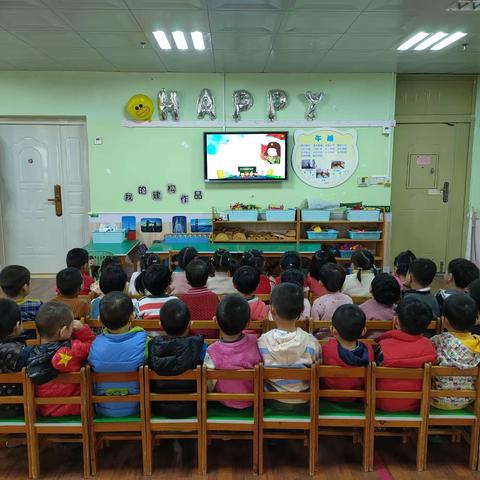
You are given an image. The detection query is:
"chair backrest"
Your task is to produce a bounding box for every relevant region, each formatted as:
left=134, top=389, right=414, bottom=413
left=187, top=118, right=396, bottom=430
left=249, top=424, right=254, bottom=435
left=262, top=319, right=308, bottom=333
left=144, top=366, right=202, bottom=420
left=86, top=318, right=161, bottom=334
left=257, top=293, right=270, bottom=303
left=351, top=296, right=370, bottom=305
left=0, top=369, right=29, bottom=423
left=23, top=321, right=40, bottom=346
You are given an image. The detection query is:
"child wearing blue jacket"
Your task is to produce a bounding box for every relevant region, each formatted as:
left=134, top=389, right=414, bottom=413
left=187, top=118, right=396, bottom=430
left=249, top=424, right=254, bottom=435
left=89, top=291, right=148, bottom=417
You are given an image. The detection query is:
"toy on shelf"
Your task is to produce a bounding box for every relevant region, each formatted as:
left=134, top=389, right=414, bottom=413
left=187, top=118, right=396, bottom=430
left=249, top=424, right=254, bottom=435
left=338, top=243, right=370, bottom=258
left=230, top=202, right=261, bottom=210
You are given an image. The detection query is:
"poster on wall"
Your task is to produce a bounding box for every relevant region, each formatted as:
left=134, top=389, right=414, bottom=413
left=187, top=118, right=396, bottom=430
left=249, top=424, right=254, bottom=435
left=292, top=129, right=359, bottom=188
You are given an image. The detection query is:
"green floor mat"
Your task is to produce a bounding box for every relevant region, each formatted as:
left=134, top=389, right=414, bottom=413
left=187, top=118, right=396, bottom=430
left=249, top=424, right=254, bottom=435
left=318, top=400, right=366, bottom=418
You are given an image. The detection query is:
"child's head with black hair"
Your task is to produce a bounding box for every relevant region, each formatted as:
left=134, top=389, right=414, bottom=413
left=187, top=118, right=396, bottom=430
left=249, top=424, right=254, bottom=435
left=351, top=249, right=374, bottom=283
left=99, top=266, right=127, bottom=295
left=211, top=249, right=232, bottom=274
left=36, top=302, right=75, bottom=341
left=56, top=267, right=83, bottom=297
left=215, top=294, right=250, bottom=337
left=395, top=296, right=432, bottom=335
left=143, top=264, right=172, bottom=296
left=279, top=251, right=301, bottom=272
left=271, top=282, right=304, bottom=322
left=228, top=258, right=240, bottom=277
left=318, top=263, right=346, bottom=293
left=66, top=248, right=89, bottom=273
left=100, top=256, right=121, bottom=272
left=371, top=273, right=401, bottom=307
left=445, top=258, right=479, bottom=291
left=99, top=291, right=134, bottom=332
left=233, top=265, right=260, bottom=296
left=309, top=249, right=336, bottom=280
left=280, top=268, right=304, bottom=288
left=332, top=304, right=367, bottom=342
left=406, top=258, right=437, bottom=289
left=394, top=250, right=416, bottom=280
left=0, top=298, right=22, bottom=339
left=160, top=299, right=191, bottom=336
left=175, top=247, right=198, bottom=271
left=241, top=249, right=267, bottom=274
left=186, top=259, right=209, bottom=288
left=0, top=265, right=31, bottom=298
left=443, top=293, right=478, bottom=333
left=468, top=279, right=480, bottom=312
left=134, top=253, right=161, bottom=295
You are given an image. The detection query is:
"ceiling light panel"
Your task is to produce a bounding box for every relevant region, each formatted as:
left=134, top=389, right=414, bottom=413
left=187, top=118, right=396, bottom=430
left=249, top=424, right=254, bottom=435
left=397, top=32, right=430, bottom=50
left=172, top=31, right=188, bottom=50
left=414, top=32, right=448, bottom=50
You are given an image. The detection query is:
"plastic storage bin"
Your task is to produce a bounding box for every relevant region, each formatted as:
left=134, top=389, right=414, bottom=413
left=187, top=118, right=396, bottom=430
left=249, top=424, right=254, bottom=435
left=306, top=230, right=338, bottom=240
left=339, top=249, right=355, bottom=258
left=348, top=231, right=382, bottom=240
left=301, top=209, right=330, bottom=222
left=347, top=209, right=381, bottom=222
left=266, top=209, right=296, bottom=221
left=227, top=210, right=259, bottom=221
left=92, top=230, right=125, bottom=243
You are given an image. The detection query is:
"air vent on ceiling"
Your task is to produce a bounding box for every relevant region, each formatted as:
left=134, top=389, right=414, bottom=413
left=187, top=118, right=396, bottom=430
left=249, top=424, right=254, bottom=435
left=447, top=1, right=480, bottom=11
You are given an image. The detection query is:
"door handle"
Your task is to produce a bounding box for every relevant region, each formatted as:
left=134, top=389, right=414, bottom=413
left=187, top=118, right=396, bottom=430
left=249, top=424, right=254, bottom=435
left=442, top=181, right=449, bottom=203
left=47, top=184, right=62, bottom=216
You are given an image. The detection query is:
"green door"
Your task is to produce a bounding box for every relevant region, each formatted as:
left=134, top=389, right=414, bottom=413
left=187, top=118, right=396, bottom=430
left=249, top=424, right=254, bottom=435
left=391, top=123, right=470, bottom=272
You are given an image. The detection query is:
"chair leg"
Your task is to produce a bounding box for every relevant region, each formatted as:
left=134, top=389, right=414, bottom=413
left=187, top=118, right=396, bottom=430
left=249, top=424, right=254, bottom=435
left=201, top=431, right=208, bottom=475
left=308, top=428, right=315, bottom=476
left=141, top=428, right=149, bottom=476
left=469, top=422, right=480, bottom=470
left=416, top=425, right=427, bottom=472
left=253, top=431, right=259, bottom=475
left=82, top=433, right=90, bottom=478
left=362, top=426, right=370, bottom=472
left=144, top=433, right=153, bottom=476
left=368, top=428, right=375, bottom=472
left=29, top=430, right=40, bottom=480
left=258, top=428, right=264, bottom=475
left=197, top=433, right=202, bottom=475
left=89, top=432, right=97, bottom=477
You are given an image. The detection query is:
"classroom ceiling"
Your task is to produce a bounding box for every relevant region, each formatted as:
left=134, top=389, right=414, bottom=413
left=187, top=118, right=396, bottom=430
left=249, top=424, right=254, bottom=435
left=0, top=0, right=479, bottom=73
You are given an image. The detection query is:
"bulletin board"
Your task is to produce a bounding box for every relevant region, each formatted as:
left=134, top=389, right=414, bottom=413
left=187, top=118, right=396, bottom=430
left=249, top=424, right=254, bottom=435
left=292, top=128, right=359, bottom=188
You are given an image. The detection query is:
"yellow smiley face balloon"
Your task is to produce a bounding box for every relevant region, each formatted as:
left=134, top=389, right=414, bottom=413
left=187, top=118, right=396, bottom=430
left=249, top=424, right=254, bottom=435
left=127, top=94, right=154, bottom=121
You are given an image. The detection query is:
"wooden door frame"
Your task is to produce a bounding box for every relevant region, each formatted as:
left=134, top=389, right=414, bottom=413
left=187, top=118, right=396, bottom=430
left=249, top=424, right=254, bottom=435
left=393, top=75, right=476, bottom=264
left=0, top=116, right=90, bottom=269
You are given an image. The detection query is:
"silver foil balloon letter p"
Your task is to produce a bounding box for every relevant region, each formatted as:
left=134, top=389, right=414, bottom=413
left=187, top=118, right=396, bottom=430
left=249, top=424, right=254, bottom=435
left=232, top=90, right=254, bottom=121
left=267, top=89, right=288, bottom=121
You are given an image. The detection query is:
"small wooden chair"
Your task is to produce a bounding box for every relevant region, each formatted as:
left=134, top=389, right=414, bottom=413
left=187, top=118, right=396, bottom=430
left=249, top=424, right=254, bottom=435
left=262, top=319, right=308, bottom=333
left=257, top=293, right=271, bottom=303
left=258, top=365, right=316, bottom=476
left=144, top=366, right=202, bottom=475
left=315, top=364, right=372, bottom=472
left=368, top=364, right=430, bottom=471
left=351, top=295, right=370, bottom=305
left=86, top=318, right=162, bottom=336
left=0, top=369, right=34, bottom=478
left=87, top=366, right=148, bottom=475
left=190, top=320, right=220, bottom=342
left=26, top=368, right=90, bottom=478
left=22, top=321, right=40, bottom=346
left=425, top=365, right=480, bottom=470
left=201, top=365, right=259, bottom=475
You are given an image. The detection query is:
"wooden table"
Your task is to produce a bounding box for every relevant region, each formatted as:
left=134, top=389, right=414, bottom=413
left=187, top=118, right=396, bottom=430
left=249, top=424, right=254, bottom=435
left=83, top=240, right=140, bottom=269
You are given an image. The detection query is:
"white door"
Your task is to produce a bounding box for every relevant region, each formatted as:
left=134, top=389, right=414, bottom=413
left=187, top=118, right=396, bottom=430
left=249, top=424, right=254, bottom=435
left=0, top=124, right=89, bottom=273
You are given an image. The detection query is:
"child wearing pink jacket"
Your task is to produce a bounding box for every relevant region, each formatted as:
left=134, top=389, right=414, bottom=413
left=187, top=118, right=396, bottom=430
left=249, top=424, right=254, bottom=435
left=233, top=266, right=268, bottom=321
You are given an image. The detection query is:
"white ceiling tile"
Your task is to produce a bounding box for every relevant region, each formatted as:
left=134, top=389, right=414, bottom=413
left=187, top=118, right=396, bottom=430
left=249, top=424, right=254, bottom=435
left=291, top=0, right=371, bottom=10
left=215, top=50, right=268, bottom=72
left=347, top=12, right=409, bottom=34
left=211, top=33, right=272, bottom=50
left=159, top=51, right=214, bottom=71
left=132, top=9, right=209, bottom=32
left=0, top=29, right=30, bottom=46
left=265, top=50, right=325, bottom=72
left=13, top=31, right=90, bottom=47
left=101, top=48, right=166, bottom=71
left=279, top=11, right=359, bottom=33
left=208, top=0, right=290, bottom=10
left=333, top=34, right=404, bottom=50
left=0, top=0, right=45, bottom=7
left=41, top=0, right=127, bottom=8
left=274, top=34, right=339, bottom=50
left=55, top=58, right=117, bottom=71
left=78, top=31, right=150, bottom=48
left=0, top=8, right=69, bottom=30
left=57, top=10, right=140, bottom=32
left=38, top=47, right=107, bottom=61
left=366, top=0, right=453, bottom=13
left=125, top=0, right=206, bottom=9
left=209, top=11, right=282, bottom=32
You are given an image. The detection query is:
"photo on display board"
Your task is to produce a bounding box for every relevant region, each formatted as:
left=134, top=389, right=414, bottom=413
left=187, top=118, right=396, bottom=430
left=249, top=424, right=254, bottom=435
left=172, top=216, right=187, bottom=233
left=191, top=218, right=212, bottom=233
left=140, top=218, right=162, bottom=233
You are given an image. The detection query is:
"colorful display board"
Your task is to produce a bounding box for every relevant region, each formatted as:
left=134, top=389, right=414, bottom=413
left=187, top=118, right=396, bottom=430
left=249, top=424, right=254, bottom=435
left=292, top=128, right=359, bottom=188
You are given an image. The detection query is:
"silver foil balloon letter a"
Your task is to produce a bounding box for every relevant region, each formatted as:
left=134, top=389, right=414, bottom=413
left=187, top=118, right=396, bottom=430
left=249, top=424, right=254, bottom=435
left=267, top=89, right=288, bottom=121
left=304, top=90, right=325, bottom=120
left=158, top=88, right=179, bottom=121
left=232, top=90, right=254, bottom=121
left=196, top=88, right=216, bottom=120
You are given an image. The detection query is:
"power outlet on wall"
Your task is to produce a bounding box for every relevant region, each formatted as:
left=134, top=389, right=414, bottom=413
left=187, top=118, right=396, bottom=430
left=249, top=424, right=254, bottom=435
left=358, top=176, right=369, bottom=187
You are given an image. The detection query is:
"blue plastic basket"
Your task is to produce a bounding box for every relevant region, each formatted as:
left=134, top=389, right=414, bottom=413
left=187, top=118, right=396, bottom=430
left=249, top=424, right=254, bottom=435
left=339, top=249, right=355, bottom=258
left=227, top=210, right=259, bottom=221
left=265, top=209, right=296, bottom=221
left=346, top=209, right=381, bottom=222
left=348, top=231, right=382, bottom=240
left=301, top=209, right=331, bottom=222
left=92, top=230, right=125, bottom=244
left=306, top=230, right=338, bottom=240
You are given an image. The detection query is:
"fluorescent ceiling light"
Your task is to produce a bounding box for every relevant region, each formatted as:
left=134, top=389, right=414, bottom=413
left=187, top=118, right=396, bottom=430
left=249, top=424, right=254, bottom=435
left=431, top=31, right=468, bottom=50
left=152, top=31, right=171, bottom=50
left=172, top=31, right=188, bottom=50
left=191, top=31, right=205, bottom=50
left=397, top=32, right=430, bottom=50
left=414, top=32, right=448, bottom=50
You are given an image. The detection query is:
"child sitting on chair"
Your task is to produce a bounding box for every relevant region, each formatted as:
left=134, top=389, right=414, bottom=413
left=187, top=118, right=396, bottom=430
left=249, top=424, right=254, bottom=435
left=241, top=249, right=271, bottom=295
left=233, top=266, right=268, bottom=321
left=279, top=269, right=311, bottom=319
left=258, top=283, right=320, bottom=411
left=135, top=264, right=176, bottom=320
left=0, top=299, right=31, bottom=418
left=322, top=304, right=373, bottom=399
left=129, top=252, right=160, bottom=297
left=170, top=247, right=198, bottom=295
left=50, top=268, right=90, bottom=319
left=204, top=295, right=261, bottom=409
left=360, top=273, right=401, bottom=321
left=306, top=250, right=336, bottom=298
left=271, top=251, right=304, bottom=288
left=375, top=296, right=436, bottom=412
left=393, top=250, right=416, bottom=292
left=90, top=266, right=128, bottom=319
left=431, top=294, right=480, bottom=410
left=206, top=249, right=237, bottom=295
left=148, top=299, right=205, bottom=418
left=89, top=292, right=148, bottom=417
left=66, top=248, right=94, bottom=296
left=342, top=250, right=376, bottom=298
left=311, top=264, right=353, bottom=320
left=26, top=302, right=94, bottom=416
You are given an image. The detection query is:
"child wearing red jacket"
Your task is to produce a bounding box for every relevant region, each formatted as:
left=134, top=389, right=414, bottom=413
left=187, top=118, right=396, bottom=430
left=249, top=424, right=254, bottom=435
left=26, top=302, right=94, bottom=417
left=233, top=266, right=268, bottom=321
left=322, top=304, right=373, bottom=400
left=374, top=296, right=436, bottom=412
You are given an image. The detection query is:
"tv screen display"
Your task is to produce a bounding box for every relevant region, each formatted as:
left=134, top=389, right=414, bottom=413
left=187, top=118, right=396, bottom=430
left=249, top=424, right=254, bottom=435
left=204, top=131, right=288, bottom=182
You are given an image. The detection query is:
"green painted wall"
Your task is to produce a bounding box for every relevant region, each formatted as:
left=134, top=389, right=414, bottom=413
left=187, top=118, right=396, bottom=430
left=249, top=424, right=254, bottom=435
left=471, top=79, right=480, bottom=212
left=0, top=71, right=395, bottom=212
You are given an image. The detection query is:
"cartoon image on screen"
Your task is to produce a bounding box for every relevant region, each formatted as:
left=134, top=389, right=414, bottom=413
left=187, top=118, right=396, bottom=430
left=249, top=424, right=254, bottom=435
left=205, top=132, right=287, bottom=181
